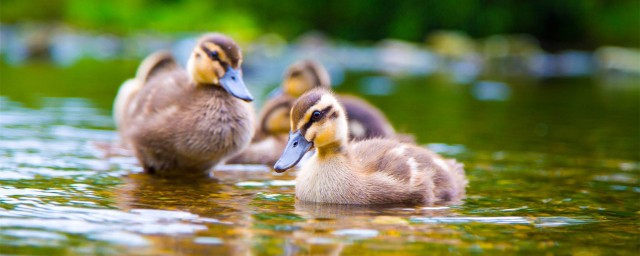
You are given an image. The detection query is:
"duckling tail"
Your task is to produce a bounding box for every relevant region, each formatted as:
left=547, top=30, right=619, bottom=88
left=113, top=78, right=140, bottom=128
left=447, top=159, right=468, bottom=200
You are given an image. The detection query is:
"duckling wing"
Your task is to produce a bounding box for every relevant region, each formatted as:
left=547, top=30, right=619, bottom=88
left=337, top=95, right=395, bottom=140
left=135, top=50, right=180, bottom=84
left=349, top=139, right=413, bottom=181
left=350, top=139, right=467, bottom=204
left=131, top=70, right=192, bottom=118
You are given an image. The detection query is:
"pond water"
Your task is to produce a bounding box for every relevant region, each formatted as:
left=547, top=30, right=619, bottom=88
left=1, top=61, right=639, bottom=255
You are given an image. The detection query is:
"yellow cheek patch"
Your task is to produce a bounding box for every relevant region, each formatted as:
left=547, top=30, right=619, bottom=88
left=265, top=108, right=291, bottom=134
left=314, top=123, right=336, bottom=146
left=212, top=61, right=225, bottom=77
left=284, top=77, right=307, bottom=97
left=196, top=59, right=218, bottom=84
left=192, top=46, right=225, bottom=84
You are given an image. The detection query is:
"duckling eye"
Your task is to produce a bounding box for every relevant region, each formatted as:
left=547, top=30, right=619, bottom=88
left=209, top=51, right=220, bottom=61
left=311, top=110, right=322, bottom=121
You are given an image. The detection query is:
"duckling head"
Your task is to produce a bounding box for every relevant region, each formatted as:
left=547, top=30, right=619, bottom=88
left=274, top=89, right=348, bottom=172
left=187, top=33, right=253, bottom=101
left=282, top=60, right=331, bottom=97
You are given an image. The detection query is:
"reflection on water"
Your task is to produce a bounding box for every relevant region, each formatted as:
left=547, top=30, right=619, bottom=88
left=0, top=68, right=639, bottom=254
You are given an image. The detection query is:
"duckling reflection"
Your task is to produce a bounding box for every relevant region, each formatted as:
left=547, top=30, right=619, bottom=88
left=287, top=201, right=458, bottom=255
left=114, top=33, right=255, bottom=177
left=115, top=173, right=237, bottom=218
left=114, top=170, right=303, bottom=255
left=293, top=201, right=455, bottom=219
left=113, top=163, right=289, bottom=221
left=111, top=172, right=254, bottom=254
left=294, top=201, right=401, bottom=219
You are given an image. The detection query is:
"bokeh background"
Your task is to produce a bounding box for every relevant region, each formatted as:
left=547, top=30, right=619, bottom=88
left=2, top=0, right=639, bottom=47
left=0, top=1, right=639, bottom=255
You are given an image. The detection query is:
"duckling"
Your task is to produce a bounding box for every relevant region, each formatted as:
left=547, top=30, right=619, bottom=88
left=226, top=60, right=401, bottom=165
left=114, top=33, right=255, bottom=177
left=224, top=94, right=294, bottom=165
left=279, top=59, right=397, bottom=140
left=273, top=89, right=467, bottom=205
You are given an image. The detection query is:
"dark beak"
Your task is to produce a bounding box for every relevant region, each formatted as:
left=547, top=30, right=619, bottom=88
left=274, top=131, right=313, bottom=172
left=219, top=67, right=253, bottom=102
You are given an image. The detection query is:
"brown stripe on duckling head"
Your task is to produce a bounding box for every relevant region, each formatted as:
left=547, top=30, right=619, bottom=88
left=304, top=60, right=331, bottom=89
left=197, top=33, right=242, bottom=68
left=285, top=60, right=331, bottom=89
left=302, top=60, right=331, bottom=89
left=290, top=89, right=325, bottom=132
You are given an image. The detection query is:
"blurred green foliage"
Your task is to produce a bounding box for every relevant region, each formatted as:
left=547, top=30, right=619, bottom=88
left=1, top=0, right=638, bottom=49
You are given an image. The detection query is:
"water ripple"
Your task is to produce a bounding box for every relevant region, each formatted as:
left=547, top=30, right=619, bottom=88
left=409, top=216, right=592, bottom=226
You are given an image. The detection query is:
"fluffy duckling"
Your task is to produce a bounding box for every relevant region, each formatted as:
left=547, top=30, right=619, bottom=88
left=277, top=60, right=396, bottom=140
left=115, top=33, right=255, bottom=177
left=227, top=60, right=400, bottom=165
left=274, top=89, right=467, bottom=205
left=224, top=94, right=293, bottom=165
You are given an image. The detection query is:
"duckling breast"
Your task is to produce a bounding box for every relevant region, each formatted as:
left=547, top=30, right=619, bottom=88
left=176, top=87, right=255, bottom=158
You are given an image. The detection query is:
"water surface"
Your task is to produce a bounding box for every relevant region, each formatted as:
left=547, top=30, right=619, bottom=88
left=1, top=62, right=638, bottom=255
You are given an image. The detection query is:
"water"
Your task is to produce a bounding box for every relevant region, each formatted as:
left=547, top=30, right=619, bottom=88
left=1, top=61, right=639, bottom=255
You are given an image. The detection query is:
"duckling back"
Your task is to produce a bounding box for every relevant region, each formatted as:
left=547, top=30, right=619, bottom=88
left=338, top=95, right=396, bottom=140
left=113, top=51, right=179, bottom=132
left=350, top=139, right=467, bottom=204
left=297, top=138, right=466, bottom=205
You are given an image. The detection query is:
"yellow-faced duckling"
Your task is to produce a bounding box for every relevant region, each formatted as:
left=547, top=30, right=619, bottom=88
left=279, top=59, right=397, bottom=140
left=227, top=59, right=402, bottom=165
left=114, top=33, right=255, bottom=176
left=274, top=89, right=467, bottom=205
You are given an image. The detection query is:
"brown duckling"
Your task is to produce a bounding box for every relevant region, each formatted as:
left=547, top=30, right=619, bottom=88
left=273, top=89, right=467, bottom=205
left=227, top=59, right=402, bottom=165
left=277, top=59, right=396, bottom=140
left=114, top=33, right=255, bottom=177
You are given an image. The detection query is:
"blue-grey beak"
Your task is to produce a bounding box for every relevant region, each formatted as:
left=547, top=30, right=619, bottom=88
left=219, top=67, right=253, bottom=102
left=274, top=131, right=313, bottom=172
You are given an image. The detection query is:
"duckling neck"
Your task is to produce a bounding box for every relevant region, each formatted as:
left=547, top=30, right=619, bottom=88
left=297, top=151, right=368, bottom=204
left=193, top=82, right=229, bottom=95
left=316, top=141, right=347, bottom=159
left=194, top=81, right=219, bottom=88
